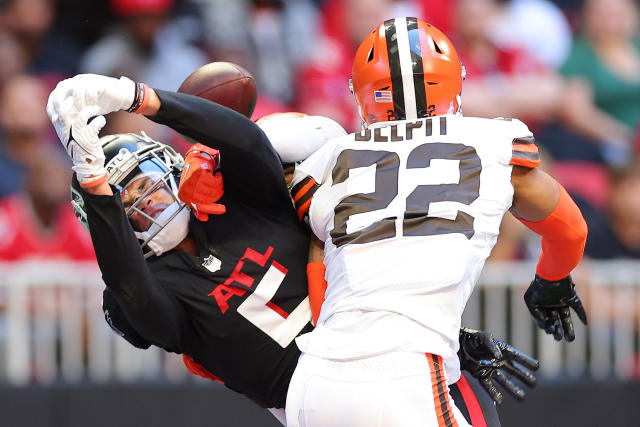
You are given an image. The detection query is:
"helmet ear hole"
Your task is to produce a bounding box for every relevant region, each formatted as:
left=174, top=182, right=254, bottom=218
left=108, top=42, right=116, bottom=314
left=433, top=41, right=443, bottom=55
left=367, top=46, right=375, bottom=63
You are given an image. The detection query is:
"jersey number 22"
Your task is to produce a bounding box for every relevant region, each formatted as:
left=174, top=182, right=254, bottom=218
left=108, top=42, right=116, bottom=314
left=330, top=142, right=481, bottom=247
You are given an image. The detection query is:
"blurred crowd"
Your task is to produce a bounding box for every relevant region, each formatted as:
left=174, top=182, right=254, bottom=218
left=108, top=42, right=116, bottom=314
left=1, top=0, right=640, bottom=264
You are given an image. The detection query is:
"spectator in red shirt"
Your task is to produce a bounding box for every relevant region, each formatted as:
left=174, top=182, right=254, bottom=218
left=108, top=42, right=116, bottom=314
left=0, top=148, right=95, bottom=261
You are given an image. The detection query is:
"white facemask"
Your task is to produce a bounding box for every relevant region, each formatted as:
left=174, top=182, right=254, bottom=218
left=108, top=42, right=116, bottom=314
left=134, top=202, right=190, bottom=256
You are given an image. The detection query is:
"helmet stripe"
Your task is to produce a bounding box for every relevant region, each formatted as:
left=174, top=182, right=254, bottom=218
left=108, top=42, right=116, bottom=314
left=384, top=18, right=405, bottom=120
left=395, top=17, right=418, bottom=120
left=407, top=17, right=427, bottom=117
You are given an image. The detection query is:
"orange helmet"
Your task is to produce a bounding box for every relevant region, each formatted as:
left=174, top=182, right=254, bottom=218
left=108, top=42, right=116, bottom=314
left=351, top=17, right=464, bottom=125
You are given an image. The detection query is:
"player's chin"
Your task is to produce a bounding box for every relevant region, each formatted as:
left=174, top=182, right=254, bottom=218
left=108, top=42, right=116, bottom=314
left=132, top=218, right=152, bottom=233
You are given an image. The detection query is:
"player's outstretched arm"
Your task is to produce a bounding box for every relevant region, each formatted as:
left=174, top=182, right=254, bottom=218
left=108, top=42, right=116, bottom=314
left=149, top=89, right=290, bottom=208
left=458, top=328, right=539, bottom=405
left=47, top=81, right=187, bottom=350
left=49, top=74, right=289, bottom=207
left=511, top=166, right=588, bottom=342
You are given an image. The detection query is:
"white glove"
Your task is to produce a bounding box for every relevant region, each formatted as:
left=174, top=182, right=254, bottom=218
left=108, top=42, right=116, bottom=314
left=69, top=115, right=108, bottom=186
left=71, top=73, right=136, bottom=117
left=46, top=73, right=133, bottom=146
left=47, top=75, right=83, bottom=146
left=47, top=73, right=136, bottom=187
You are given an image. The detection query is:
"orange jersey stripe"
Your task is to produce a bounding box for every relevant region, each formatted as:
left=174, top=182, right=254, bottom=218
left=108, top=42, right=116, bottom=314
left=428, top=354, right=459, bottom=427
left=438, top=355, right=459, bottom=427
left=427, top=355, right=446, bottom=427
left=297, top=198, right=312, bottom=221
left=512, top=143, right=539, bottom=153
left=510, top=156, right=541, bottom=168
left=293, top=178, right=316, bottom=203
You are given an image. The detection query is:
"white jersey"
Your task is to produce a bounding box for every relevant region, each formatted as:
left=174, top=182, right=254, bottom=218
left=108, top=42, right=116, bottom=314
left=290, top=114, right=540, bottom=383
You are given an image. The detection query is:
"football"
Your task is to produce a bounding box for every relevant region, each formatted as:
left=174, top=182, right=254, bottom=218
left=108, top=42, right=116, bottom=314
left=178, top=62, right=257, bottom=119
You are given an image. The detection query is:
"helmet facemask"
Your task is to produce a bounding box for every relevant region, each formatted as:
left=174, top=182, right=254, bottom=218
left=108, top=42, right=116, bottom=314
left=72, top=132, right=189, bottom=258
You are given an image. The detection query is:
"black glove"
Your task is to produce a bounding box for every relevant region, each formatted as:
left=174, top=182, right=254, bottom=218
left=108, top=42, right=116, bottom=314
left=524, top=275, right=588, bottom=342
left=458, top=328, right=539, bottom=405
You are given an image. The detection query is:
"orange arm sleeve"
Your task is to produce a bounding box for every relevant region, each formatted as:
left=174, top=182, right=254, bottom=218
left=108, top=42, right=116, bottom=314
left=306, top=261, right=327, bottom=325
left=516, top=183, right=588, bottom=281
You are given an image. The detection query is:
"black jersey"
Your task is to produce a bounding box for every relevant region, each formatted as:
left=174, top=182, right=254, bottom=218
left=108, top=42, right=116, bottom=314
left=81, top=90, right=313, bottom=408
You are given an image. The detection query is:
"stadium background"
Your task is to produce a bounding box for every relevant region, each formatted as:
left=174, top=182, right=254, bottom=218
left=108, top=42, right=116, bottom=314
left=0, top=0, right=640, bottom=425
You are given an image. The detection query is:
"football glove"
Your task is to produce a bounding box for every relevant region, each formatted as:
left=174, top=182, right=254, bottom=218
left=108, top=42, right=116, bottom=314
left=47, top=88, right=107, bottom=187
left=524, top=275, right=588, bottom=342
left=69, top=115, right=108, bottom=187
left=70, top=73, right=137, bottom=116
left=178, top=143, right=226, bottom=221
left=47, top=76, right=81, bottom=145
left=458, top=328, right=539, bottom=405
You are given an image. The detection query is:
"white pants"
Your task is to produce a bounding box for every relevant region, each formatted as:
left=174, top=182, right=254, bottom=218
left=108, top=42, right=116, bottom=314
left=285, top=351, right=471, bottom=427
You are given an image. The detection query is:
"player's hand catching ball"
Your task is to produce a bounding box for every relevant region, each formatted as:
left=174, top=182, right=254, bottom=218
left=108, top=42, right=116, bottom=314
left=69, top=73, right=139, bottom=116
left=458, top=328, right=539, bottom=405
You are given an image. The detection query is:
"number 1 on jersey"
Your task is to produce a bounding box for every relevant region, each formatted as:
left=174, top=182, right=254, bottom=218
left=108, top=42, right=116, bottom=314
left=237, top=261, right=311, bottom=348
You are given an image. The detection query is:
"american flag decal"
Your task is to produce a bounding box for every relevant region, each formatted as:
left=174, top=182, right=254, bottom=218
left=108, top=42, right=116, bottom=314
left=374, top=90, right=393, bottom=103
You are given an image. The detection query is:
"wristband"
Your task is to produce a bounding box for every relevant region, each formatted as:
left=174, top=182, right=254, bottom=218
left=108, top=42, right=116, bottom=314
left=79, top=172, right=109, bottom=189
left=127, top=83, right=150, bottom=113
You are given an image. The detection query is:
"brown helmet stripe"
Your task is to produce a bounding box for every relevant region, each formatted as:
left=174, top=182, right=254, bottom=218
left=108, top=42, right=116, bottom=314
left=384, top=18, right=405, bottom=120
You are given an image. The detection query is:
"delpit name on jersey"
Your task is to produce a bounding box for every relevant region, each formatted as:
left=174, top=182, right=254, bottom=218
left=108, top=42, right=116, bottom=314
left=354, top=116, right=448, bottom=142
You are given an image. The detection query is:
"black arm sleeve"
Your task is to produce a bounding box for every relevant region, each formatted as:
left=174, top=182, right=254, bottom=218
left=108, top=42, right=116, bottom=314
left=77, top=176, right=185, bottom=352
left=149, top=89, right=291, bottom=210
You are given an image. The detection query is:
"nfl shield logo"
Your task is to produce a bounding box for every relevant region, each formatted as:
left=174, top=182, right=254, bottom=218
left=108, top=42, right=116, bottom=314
left=202, top=254, right=222, bottom=273
left=374, top=90, right=393, bottom=103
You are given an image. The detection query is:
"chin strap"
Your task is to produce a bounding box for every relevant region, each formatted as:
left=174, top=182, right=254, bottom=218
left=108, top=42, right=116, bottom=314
left=134, top=202, right=190, bottom=256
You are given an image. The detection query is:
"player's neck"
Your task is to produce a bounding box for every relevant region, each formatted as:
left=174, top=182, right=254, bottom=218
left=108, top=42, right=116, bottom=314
left=174, top=232, right=199, bottom=255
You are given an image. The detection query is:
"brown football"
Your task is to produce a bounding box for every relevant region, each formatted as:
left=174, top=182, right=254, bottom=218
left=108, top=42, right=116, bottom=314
left=178, top=62, right=257, bottom=119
